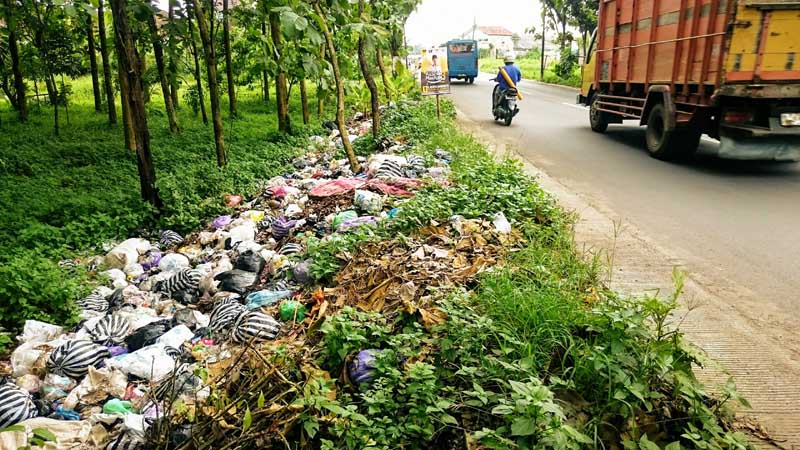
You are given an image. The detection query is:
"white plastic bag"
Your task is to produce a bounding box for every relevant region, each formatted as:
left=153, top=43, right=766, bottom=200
left=105, top=238, right=151, bottom=270
left=20, top=320, right=63, bottom=344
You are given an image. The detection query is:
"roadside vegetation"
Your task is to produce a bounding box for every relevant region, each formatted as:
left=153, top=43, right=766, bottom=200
left=480, top=55, right=582, bottom=88
left=184, top=99, right=755, bottom=450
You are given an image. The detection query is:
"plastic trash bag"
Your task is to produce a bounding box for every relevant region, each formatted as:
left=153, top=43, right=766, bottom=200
left=14, top=375, right=42, bottom=394
left=231, top=311, right=281, bottom=343
left=47, top=341, right=111, bottom=379
left=279, top=300, right=307, bottom=322
left=62, top=366, right=128, bottom=410
left=208, top=298, right=247, bottom=333
left=354, top=190, right=384, bottom=215
left=155, top=325, right=194, bottom=349
left=157, top=253, right=191, bottom=273
left=492, top=212, right=512, bottom=234
left=271, top=217, right=297, bottom=239
left=105, top=238, right=151, bottom=270
left=338, top=216, right=380, bottom=232
left=125, top=319, right=175, bottom=351
left=235, top=250, right=266, bottom=274
left=86, top=314, right=130, bottom=346
left=159, top=230, right=184, bottom=248
left=212, top=215, right=233, bottom=229
left=103, top=398, right=136, bottom=415
left=245, top=290, right=293, bottom=310
left=107, top=344, right=179, bottom=382
left=214, top=270, right=258, bottom=295
left=348, top=349, right=379, bottom=387
left=332, top=210, right=358, bottom=230
left=0, top=382, right=39, bottom=429
left=20, top=320, right=63, bottom=345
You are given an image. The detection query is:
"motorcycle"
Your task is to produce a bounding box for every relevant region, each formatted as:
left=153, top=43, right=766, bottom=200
left=492, top=83, right=519, bottom=126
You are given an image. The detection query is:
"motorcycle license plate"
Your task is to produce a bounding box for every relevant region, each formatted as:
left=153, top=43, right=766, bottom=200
left=780, top=113, right=800, bottom=127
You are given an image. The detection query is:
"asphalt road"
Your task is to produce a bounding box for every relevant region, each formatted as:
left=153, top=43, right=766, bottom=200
left=451, top=74, right=800, bottom=318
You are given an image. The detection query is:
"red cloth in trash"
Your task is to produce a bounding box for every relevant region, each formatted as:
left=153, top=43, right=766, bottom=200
left=365, top=180, right=413, bottom=197
left=309, top=178, right=366, bottom=198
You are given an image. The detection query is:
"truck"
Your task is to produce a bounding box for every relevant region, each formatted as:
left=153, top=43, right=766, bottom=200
left=446, top=39, right=479, bottom=84
left=578, top=0, right=800, bottom=161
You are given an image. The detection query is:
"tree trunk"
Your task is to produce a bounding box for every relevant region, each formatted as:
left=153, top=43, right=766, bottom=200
left=168, top=0, right=179, bottom=109
left=192, top=0, right=226, bottom=166
left=97, top=0, right=117, bottom=125
left=7, top=26, right=27, bottom=121
left=109, top=0, right=162, bottom=208
left=147, top=10, right=179, bottom=133
left=376, top=46, right=391, bottom=101
left=357, top=1, right=380, bottom=139
left=314, top=3, right=358, bottom=172
left=86, top=14, right=102, bottom=112
left=50, top=75, right=59, bottom=136
left=222, top=0, right=237, bottom=117
left=299, top=78, right=309, bottom=125
left=4, top=0, right=27, bottom=121
left=540, top=9, right=546, bottom=80
left=261, top=20, right=269, bottom=103
left=186, top=5, right=208, bottom=125
left=269, top=12, right=290, bottom=133
left=118, top=69, right=136, bottom=151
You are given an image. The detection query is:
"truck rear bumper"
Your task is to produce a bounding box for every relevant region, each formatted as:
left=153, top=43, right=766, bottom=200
left=716, top=135, right=800, bottom=161
left=717, top=118, right=800, bottom=161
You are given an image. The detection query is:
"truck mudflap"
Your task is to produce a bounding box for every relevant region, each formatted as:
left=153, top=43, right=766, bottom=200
left=717, top=136, right=800, bottom=161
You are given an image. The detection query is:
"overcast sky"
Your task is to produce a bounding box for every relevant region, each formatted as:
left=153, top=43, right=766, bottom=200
left=405, top=0, right=543, bottom=47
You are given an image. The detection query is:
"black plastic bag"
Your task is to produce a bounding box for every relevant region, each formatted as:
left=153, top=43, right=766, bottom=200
left=214, top=270, right=258, bottom=295
left=125, top=318, right=176, bottom=351
left=234, top=250, right=266, bottom=274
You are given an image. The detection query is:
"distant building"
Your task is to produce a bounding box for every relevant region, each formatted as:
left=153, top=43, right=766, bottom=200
left=460, top=26, right=514, bottom=58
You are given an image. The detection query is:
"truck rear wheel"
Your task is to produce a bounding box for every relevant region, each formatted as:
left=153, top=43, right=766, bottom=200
left=645, top=104, right=697, bottom=161
left=589, top=94, right=609, bottom=133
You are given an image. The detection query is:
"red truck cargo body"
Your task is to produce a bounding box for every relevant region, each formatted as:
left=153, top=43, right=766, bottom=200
left=580, top=0, right=800, bottom=161
left=595, top=0, right=732, bottom=96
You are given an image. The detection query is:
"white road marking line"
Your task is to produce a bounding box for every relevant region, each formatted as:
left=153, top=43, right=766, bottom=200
left=561, top=102, right=587, bottom=110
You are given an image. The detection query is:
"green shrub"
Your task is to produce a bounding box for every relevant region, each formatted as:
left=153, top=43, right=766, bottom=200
left=0, top=251, right=86, bottom=333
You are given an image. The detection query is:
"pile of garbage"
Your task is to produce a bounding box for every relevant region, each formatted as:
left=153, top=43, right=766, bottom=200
left=0, top=113, right=516, bottom=449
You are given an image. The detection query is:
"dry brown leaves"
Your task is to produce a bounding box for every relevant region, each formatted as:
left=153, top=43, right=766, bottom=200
left=331, top=219, right=521, bottom=324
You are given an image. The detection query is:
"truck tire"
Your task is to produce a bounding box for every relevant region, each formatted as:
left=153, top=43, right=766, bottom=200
left=645, top=103, right=695, bottom=161
left=589, top=94, right=609, bottom=133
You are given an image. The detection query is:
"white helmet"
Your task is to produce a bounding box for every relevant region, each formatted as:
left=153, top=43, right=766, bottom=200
left=504, top=53, right=516, bottom=63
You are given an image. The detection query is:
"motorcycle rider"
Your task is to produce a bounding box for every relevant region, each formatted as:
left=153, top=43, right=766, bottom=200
left=493, top=54, right=522, bottom=109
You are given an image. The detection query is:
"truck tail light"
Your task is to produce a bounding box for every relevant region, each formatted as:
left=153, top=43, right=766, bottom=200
left=723, top=110, right=753, bottom=124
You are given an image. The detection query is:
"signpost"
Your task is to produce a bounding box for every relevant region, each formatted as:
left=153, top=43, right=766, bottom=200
left=420, top=48, right=450, bottom=119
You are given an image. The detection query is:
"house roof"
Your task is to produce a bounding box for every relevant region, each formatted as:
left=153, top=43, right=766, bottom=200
left=478, top=26, right=514, bottom=36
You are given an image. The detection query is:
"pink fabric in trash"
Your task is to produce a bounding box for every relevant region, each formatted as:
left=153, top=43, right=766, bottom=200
left=269, top=185, right=300, bottom=198
left=309, top=178, right=366, bottom=198
left=365, top=180, right=413, bottom=197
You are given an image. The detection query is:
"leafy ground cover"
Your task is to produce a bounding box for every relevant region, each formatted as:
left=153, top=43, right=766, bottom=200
left=178, top=100, right=754, bottom=450
left=480, top=57, right=582, bottom=87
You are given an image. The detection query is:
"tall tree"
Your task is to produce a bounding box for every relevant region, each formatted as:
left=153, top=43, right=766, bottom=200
left=356, top=0, right=379, bottom=138
left=167, top=0, right=179, bottom=108
left=261, top=19, right=269, bottom=103
left=147, top=5, right=179, bottom=133
left=269, top=10, right=289, bottom=133
left=3, top=0, right=28, bottom=122
left=185, top=1, right=208, bottom=125
left=109, top=0, right=162, bottom=208
left=299, top=78, right=309, bottom=124
left=312, top=1, right=358, bottom=172
left=375, top=46, right=390, bottom=100
left=222, top=0, right=237, bottom=116
left=191, top=0, right=226, bottom=166
left=85, top=12, right=102, bottom=112
left=97, top=0, right=117, bottom=125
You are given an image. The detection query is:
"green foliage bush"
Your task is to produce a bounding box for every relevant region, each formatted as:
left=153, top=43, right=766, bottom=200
left=0, top=251, right=85, bottom=333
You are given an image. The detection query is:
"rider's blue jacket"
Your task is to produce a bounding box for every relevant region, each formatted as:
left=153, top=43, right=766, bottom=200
left=497, top=64, right=522, bottom=91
